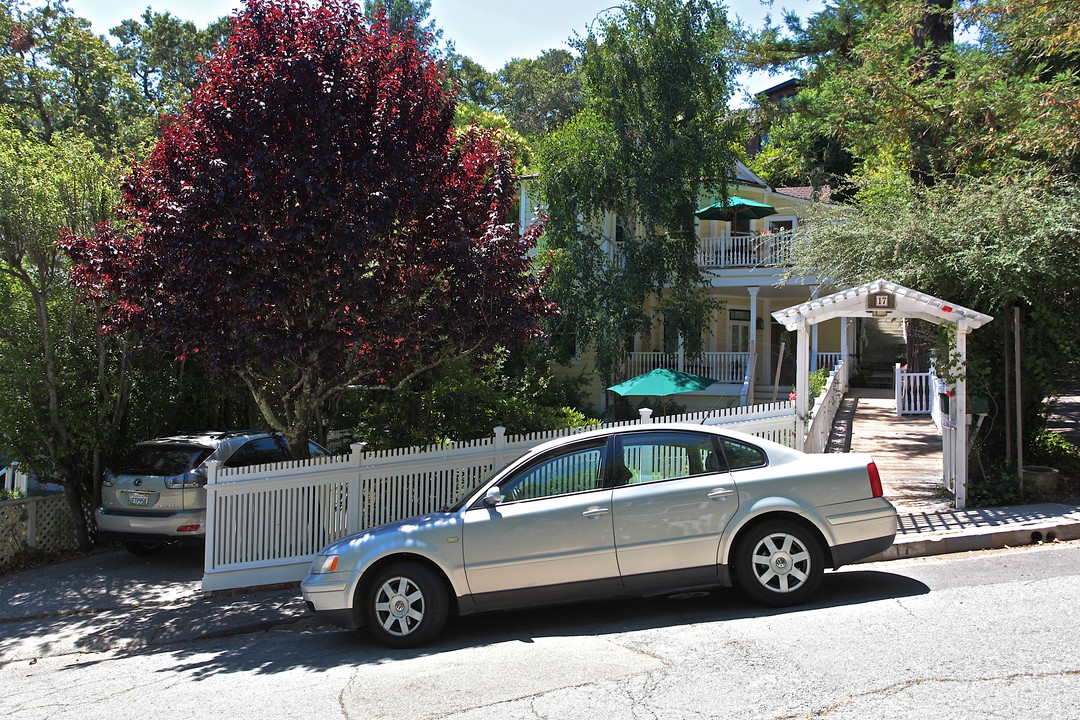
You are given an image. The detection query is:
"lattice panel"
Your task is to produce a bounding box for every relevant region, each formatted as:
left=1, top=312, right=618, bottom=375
left=0, top=495, right=78, bottom=565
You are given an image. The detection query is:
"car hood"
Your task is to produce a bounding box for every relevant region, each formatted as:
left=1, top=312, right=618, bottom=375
left=322, top=511, right=461, bottom=558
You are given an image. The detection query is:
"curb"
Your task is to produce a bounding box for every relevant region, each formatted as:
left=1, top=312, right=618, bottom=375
left=862, top=520, right=1080, bottom=563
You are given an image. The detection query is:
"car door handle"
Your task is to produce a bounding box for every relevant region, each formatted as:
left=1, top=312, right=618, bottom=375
left=707, top=488, right=735, bottom=500
left=582, top=506, right=610, bottom=519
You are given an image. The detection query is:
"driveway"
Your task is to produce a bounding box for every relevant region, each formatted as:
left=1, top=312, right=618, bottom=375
left=0, top=546, right=306, bottom=663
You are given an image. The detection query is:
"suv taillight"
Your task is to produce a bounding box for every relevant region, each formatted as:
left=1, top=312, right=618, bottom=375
left=163, top=466, right=208, bottom=489
left=868, top=461, right=883, bottom=498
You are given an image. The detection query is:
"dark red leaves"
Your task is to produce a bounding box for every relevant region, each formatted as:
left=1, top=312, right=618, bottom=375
left=64, top=0, right=554, bottom=390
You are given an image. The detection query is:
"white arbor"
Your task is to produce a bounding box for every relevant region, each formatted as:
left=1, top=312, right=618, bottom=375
left=773, top=280, right=993, bottom=509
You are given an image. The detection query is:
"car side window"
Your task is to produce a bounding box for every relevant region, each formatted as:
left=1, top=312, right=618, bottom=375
left=498, top=440, right=607, bottom=502
left=616, top=431, right=721, bottom=485
left=225, top=437, right=291, bottom=468
left=720, top=438, right=767, bottom=470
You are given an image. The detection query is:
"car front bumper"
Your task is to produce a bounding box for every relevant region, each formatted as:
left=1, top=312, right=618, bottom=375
left=301, top=572, right=363, bottom=630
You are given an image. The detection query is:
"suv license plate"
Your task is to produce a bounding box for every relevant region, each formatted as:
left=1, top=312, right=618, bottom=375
left=129, top=492, right=150, bottom=506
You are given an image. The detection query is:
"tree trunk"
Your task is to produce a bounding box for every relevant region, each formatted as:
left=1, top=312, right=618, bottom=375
left=910, top=0, right=955, bottom=186
left=60, top=465, right=93, bottom=553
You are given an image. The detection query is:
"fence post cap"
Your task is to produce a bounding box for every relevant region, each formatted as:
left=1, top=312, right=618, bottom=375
left=638, top=408, right=653, bottom=423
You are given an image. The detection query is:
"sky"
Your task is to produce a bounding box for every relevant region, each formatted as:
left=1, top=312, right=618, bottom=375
left=65, top=0, right=826, bottom=104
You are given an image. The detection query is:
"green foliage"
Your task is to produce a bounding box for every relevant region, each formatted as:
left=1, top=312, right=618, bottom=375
left=454, top=103, right=532, bottom=170
left=536, top=0, right=739, bottom=381
left=1, top=0, right=149, bottom=153
left=743, top=0, right=1080, bottom=182
left=493, top=49, right=583, bottom=140
left=1027, top=428, right=1080, bottom=481
left=338, top=345, right=595, bottom=450
left=448, top=54, right=496, bottom=107
left=966, top=464, right=1023, bottom=507
left=808, top=367, right=831, bottom=398
left=0, top=117, right=123, bottom=548
left=111, top=8, right=230, bottom=121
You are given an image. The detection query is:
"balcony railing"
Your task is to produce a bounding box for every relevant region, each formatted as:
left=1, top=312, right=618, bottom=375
left=614, top=230, right=795, bottom=270
left=697, top=230, right=794, bottom=269
left=626, top=352, right=751, bottom=385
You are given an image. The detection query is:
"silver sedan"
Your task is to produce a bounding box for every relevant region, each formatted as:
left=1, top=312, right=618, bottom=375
left=301, top=424, right=897, bottom=647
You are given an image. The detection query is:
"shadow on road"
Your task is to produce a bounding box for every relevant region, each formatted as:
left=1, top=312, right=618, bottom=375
left=1, top=546, right=929, bottom=679
left=99, top=569, right=930, bottom=679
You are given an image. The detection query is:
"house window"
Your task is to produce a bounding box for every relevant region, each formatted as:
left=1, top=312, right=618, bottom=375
left=729, top=309, right=751, bottom=353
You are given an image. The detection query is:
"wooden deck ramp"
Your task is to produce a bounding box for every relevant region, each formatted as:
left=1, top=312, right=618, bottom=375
left=827, top=388, right=952, bottom=513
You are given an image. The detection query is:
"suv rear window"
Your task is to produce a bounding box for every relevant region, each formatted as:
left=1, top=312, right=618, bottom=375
left=113, top=445, right=213, bottom=476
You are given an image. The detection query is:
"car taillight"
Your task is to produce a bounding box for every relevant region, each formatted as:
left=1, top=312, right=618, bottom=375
left=163, top=467, right=208, bottom=489
left=868, top=461, right=883, bottom=498
left=102, top=469, right=116, bottom=487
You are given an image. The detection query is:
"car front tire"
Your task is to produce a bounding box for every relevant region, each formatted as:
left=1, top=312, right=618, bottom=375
left=734, top=520, right=824, bottom=606
left=364, top=562, right=449, bottom=648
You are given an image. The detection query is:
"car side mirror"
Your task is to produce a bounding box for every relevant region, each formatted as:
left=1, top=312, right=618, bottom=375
left=483, top=486, right=503, bottom=506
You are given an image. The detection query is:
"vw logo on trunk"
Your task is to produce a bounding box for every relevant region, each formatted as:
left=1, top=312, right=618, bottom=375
left=133, top=478, right=143, bottom=486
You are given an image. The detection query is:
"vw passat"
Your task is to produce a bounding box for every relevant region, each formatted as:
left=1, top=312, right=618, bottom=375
left=301, top=424, right=897, bottom=647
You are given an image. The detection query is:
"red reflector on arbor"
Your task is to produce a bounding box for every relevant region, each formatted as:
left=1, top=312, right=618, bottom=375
left=177, top=524, right=201, bottom=533
left=868, top=462, right=883, bottom=498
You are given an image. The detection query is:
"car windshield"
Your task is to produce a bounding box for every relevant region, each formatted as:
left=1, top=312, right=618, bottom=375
left=112, top=445, right=212, bottom=476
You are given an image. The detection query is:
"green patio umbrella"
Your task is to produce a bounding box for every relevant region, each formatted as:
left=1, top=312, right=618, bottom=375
left=608, top=368, right=718, bottom=415
left=694, top=196, right=778, bottom=222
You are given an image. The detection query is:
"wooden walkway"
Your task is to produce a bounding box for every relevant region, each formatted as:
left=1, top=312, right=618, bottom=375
left=827, top=388, right=953, bottom=513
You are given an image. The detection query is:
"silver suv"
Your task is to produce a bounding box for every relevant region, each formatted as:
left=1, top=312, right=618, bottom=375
left=97, top=430, right=327, bottom=555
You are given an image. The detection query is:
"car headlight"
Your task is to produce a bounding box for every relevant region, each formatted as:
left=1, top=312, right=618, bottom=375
left=311, top=554, right=340, bottom=574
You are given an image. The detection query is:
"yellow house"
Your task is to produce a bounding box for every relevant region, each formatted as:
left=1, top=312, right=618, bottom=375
left=520, top=162, right=853, bottom=413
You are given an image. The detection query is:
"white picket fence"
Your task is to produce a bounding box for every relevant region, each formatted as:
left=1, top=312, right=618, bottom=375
left=202, top=402, right=797, bottom=592
left=803, top=361, right=846, bottom=454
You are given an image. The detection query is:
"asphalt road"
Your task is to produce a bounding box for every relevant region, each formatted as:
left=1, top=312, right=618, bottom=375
left=2, top=542, right=1079, bottom=720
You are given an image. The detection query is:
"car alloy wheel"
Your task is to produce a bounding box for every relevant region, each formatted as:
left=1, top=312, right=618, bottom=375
left=735, top=520, right=824, bottom=606
left=751, top=531, right=811, bottom=593
left=374, top=575, right=426, bottom=637
left=365, top=562, right=449, bottom=647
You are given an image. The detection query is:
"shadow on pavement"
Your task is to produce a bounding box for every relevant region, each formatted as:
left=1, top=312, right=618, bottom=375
left=39, top=568, right=928, bottom=680
left=1, top=542, right=929, bottom=680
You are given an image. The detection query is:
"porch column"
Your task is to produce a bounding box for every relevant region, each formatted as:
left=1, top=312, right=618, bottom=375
left=840, top=317, right=850, bottom=388
left=762, top=296, right=774, bottom=386
left=954, top=320, right=969, bottom=509
left=748, top=287, right=760, bottom=384
left=795, top=318, right=810, bottom=451
left=811, top=324, right=819, bottom=372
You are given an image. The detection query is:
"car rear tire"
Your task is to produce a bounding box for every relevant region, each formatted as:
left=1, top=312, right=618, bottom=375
left=364, top=562, right=449, bottom=648
left=122, top=540, right=165, bottom=556
left=734, top=520, right=824, bottom=606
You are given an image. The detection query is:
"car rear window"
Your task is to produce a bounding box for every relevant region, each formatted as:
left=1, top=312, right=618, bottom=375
left=113, top=445, right=212, bottom=476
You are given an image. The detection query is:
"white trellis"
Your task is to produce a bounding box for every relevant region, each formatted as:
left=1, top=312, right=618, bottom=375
left=772, top=279, right=993, bottom=509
